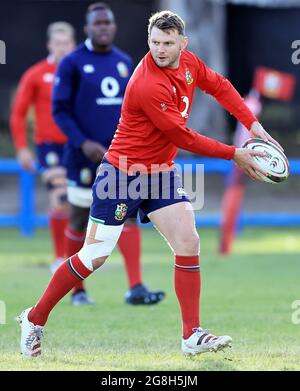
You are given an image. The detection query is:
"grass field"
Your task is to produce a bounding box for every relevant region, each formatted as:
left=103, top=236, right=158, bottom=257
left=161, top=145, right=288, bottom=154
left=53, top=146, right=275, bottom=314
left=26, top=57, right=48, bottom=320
left=0, top=227, right=300, bottom=371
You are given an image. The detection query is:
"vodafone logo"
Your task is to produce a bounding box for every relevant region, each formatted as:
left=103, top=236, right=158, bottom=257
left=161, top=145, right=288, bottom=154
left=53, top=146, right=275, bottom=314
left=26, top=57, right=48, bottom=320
left=96, top=76, right=123, bottom=105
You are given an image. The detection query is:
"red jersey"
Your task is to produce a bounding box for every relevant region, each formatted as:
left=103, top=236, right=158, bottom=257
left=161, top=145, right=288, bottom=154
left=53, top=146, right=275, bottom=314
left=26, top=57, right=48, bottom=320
left=106, top=50, right=257, bottom=173
left=10, top=58, right=67, bottom=150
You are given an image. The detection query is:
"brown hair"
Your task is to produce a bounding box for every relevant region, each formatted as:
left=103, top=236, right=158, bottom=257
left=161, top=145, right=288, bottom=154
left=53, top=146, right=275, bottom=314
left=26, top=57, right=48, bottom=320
left=148, top=10, right=185, bottom=36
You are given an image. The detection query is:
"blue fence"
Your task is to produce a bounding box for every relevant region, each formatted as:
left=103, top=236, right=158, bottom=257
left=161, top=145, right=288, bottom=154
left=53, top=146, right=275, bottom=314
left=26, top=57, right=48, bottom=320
left=1, top=157, right=300, bottom=236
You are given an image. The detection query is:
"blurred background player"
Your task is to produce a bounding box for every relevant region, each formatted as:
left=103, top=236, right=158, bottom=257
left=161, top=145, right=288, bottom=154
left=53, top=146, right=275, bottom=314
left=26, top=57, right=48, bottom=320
left=53, top=2, right=165, bottom=305
left=10, top=22, right=75, bottom=275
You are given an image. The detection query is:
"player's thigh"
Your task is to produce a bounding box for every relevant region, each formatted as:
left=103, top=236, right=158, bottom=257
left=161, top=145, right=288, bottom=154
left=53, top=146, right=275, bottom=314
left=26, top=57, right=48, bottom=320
left=149, top=202, right=199, bottom=255
left=66, top=184, right=93, bottom=232
left=64, top=145, right=98, bottom=230
left=83, top=162, right=141, bottom=269
left=37, top=143, right=67, bottom=210
left=42, top=166, right=68, bottom=210
left=68, top=203, right=90, bottom=232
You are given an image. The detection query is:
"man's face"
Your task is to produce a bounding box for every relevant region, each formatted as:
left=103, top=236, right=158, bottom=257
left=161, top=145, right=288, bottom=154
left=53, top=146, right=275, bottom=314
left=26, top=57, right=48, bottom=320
left=148, top=26, right=188, bottom=69
left=47, top=32, right=75, bottom=63
left=85, top=9, right=116, bottom=48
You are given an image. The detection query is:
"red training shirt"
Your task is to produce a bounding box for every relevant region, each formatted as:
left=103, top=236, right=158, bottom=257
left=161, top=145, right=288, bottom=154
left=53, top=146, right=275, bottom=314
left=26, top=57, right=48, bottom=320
left=106, top=50, right=257, bottom=173
left=10, top=57, right=67, bottom=150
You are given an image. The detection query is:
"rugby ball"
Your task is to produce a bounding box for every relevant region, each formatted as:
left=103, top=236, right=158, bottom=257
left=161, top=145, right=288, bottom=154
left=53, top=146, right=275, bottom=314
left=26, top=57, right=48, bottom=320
left=242, top=138, right=290, bottom=184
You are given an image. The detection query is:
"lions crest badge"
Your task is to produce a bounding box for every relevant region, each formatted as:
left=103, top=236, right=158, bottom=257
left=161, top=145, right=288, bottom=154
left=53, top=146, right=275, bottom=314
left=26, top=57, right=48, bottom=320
left=117, top=62, right=129, bottom=78
left=185, top=67, right=194, bottom=85
left=114, top=203, right=128, bottom=221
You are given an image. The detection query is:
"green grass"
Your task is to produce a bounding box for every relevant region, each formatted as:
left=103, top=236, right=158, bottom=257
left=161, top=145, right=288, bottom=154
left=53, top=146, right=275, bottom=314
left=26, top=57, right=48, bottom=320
left=0, top=227, right=300, bottom=371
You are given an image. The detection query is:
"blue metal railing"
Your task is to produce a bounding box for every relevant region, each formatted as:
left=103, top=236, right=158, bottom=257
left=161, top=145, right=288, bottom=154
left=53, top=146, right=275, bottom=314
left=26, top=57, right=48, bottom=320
left=0, top=159, right=47, bottom=236
left=0, top=158, right=299, bottom=236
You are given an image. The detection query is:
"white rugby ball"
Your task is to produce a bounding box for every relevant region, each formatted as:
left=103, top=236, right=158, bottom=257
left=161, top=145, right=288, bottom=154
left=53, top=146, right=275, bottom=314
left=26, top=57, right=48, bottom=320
left=242, top=138, right=290, bottom=184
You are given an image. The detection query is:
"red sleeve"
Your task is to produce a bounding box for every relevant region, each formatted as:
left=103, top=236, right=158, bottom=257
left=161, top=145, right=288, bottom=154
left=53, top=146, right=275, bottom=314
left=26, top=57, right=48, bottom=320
left=10, top=68, right=36, bottom=150
left=195, top=56, right=257, bottom=130
left=139, top=83, right=235, bottom=160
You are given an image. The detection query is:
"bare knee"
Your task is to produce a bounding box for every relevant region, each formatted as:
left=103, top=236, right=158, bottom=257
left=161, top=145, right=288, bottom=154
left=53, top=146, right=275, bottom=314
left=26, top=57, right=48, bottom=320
left=172, top=231, right=200, bottom=255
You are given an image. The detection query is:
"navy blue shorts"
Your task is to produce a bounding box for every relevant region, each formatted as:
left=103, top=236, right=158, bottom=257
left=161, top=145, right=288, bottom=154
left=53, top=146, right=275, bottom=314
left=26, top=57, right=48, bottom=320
left=90, top=158, right=190, bottom=225
left=63, top=145, right=98, bottom=188
left=36, top=143, right=65, bottom=171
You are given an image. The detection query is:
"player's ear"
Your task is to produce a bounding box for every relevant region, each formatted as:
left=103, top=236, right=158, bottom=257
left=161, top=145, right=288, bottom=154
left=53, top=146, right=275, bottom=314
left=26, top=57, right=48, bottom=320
left=181, top=36, right=188, bottom=50
left=83, top=24, right=88, bottom=36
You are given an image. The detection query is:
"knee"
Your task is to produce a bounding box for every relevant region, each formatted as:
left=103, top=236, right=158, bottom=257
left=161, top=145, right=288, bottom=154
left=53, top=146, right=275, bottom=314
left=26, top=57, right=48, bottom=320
left=173, top=231, right=200, bottom=255
left=78, top=240, right=108, bottom=271
left=78, top=222, right=124, bottom=271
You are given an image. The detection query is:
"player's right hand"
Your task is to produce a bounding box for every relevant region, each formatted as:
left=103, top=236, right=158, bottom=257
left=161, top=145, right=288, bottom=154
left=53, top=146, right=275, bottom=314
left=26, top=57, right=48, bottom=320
left=17, top=148, right=35, bottom=171
left=233, top=147, right=267, bottom=181
left=81, top=140, right=107, bottom=163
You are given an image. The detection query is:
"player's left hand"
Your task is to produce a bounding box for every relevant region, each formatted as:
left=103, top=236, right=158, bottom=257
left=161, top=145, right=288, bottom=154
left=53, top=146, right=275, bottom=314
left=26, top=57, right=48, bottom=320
left=81, top=140, right=107, bottom=163
left=249, top=121, right=284, bottom=151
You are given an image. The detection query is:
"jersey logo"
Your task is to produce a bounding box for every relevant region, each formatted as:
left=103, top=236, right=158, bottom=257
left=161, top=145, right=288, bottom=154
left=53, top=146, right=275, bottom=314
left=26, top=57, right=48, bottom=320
left=96, top=76, right=123, bottom=105
left=83, top=64, right=95, bottom=73
left=160, top=102, right=167, bottom=112
left=185, top=67, right=194, bottom=85
left=114, top=203, right=128, bottom=221
left=43, top=73, right=54, bottom=83
left=117, top=62, right=129, bottom=78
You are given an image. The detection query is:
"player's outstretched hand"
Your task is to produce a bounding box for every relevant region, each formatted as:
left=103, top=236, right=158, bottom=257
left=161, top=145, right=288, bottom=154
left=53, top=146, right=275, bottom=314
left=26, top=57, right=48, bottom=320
left=233, top=147, right=268, bottom=181
left=81, top=140, right=107, bottom=163
left=250, top=121, right=283, bottom=151
left=17, top=148, right=35, bottom=172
